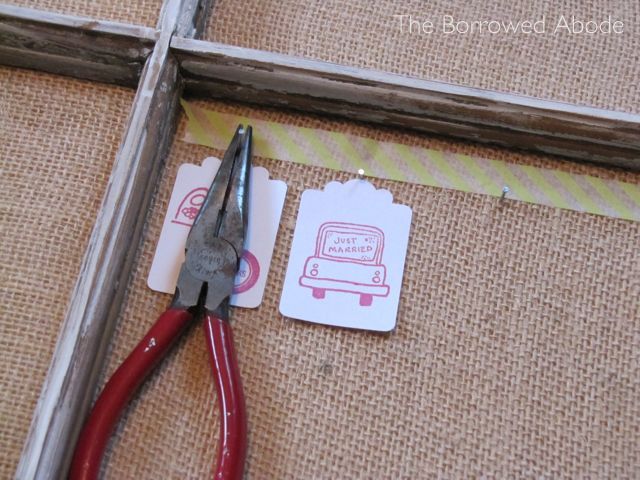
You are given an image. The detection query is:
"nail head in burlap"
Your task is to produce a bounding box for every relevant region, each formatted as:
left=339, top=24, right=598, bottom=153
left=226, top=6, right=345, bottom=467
left=100, top=101, right=640, bottom=478
left=2, top=0, right=640, bottom=477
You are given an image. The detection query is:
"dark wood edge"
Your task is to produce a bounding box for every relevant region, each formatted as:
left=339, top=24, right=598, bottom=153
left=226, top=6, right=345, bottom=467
left=13, top=0, right=210, bottom=477
left=6, top=1, right=640, bottom=478
left=172, top=37, right=640, bottom=170
left=0, top=5, right=156, bottom=86
left=2, top=4, right=637, bottom=169
left=15, top=37, right=179, bottom=480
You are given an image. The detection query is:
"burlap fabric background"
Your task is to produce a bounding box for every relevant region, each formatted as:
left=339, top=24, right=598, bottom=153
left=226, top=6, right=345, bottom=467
left=206, top=0, right=640, bottom=113
left=1, top=0, right=639, bottom=478
left=0, top=66, right=133, bottom=477
left=96, top=99, right=640, bottom=478
left=6, top=0, right=162, bottom=26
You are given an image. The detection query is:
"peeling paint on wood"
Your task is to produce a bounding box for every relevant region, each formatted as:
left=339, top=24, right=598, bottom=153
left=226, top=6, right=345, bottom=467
left=0, top=5, right=156, bottom=86
left=15, top=40, right=179, bottom=480
left=172, top=38, right=640, bottom=170
left=6, top=0, right=640, bottom=478
left=13, top=0, right=208, bottom=478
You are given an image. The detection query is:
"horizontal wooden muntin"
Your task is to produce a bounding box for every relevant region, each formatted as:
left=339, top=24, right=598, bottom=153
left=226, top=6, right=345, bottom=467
left=2, top=5, right=638, bottom=170
left=2, top=1, right=639, bottom=479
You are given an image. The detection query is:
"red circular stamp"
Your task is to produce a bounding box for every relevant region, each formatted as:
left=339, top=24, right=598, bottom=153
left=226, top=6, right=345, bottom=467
left=233, top=250, right=260, bottom=294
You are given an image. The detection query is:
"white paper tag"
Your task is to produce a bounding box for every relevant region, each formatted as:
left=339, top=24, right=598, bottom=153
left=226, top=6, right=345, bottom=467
left=148, top=157, right=287, bottom=308
left=279, top=179, right=412, bottom=331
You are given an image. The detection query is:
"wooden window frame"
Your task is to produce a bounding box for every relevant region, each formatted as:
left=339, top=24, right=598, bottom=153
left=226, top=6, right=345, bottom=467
left=1, top=1, right=639, bottom=478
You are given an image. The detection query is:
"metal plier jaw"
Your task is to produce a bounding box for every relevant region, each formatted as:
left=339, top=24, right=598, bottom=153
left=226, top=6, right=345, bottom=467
left=70, top=125, right=252, bottom=480
left=173, top=125, right=252, bottom=315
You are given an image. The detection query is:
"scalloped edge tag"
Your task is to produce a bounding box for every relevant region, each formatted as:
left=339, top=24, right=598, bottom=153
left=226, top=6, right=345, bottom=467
left=279, top=179, right=412, bottom=331
left=148, top=157, right=287, bottom=308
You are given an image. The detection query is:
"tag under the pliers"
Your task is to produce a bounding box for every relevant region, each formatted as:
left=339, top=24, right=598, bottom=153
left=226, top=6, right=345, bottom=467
left=148, top=157, right=287, bottom=308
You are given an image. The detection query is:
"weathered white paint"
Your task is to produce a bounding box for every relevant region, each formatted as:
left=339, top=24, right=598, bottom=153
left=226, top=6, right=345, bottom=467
left=172, top=37, right=640, bottom=169
left=0, top=5, right=156, bottom=85
left=13, top=0, right=210, bottom=478
left=4, top=0, right=640, bottom=477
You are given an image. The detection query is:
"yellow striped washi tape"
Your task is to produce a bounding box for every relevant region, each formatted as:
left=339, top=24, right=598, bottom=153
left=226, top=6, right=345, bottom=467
left=181, top=100, right=640, bottom=222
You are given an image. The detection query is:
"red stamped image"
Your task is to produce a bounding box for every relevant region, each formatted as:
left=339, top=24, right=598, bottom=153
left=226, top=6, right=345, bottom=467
left=233, top=250, right=260, bottom=294
left=171, top=187, right=208, bottom=227
left=299, top=222, right=390, bottom=306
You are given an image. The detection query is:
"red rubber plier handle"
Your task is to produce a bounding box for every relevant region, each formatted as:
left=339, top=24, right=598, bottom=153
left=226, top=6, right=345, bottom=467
left=69, top=308, right=247, bottom=480
left=71, top=124, right=253, bottom=479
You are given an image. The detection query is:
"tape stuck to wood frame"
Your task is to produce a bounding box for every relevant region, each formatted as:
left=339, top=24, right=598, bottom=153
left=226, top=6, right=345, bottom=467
left=181, top=100, right=640, bottom=223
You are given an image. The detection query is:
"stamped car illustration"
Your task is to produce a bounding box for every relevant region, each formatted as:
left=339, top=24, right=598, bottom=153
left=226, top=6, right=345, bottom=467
left=299, top=222, right=390, bottom=306
left=171, top=187, right=208, bottom=227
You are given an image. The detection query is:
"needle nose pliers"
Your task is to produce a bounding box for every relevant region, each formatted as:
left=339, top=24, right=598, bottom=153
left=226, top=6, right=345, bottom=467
left=70, top=125, right=253, bottom=480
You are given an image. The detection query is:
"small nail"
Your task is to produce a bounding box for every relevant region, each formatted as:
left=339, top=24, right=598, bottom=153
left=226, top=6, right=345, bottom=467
left=500, top=185, right=510, bottom=200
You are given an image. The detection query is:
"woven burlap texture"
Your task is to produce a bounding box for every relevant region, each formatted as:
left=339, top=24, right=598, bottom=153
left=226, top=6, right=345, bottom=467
left=2, top=0, right=640, bottom=477
left=6, top=0, right=162, bottom=27
left=96, top=100, right=640, bottom=479
left=0, top=66, right=133, bottom=478
left=206, top=0, right=640, bottom=113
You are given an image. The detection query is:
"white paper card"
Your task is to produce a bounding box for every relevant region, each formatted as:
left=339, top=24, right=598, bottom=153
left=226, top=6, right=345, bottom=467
left=279, top=179, right=412, bottom=331
left=148, top=157, right=287, bottom=308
